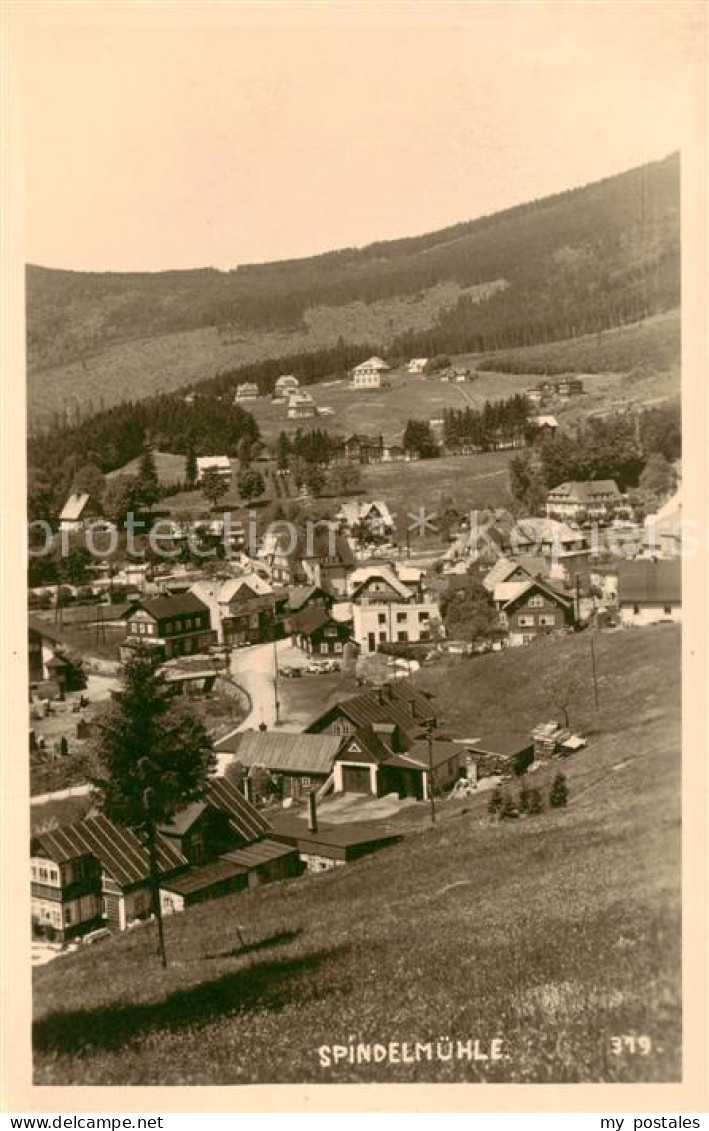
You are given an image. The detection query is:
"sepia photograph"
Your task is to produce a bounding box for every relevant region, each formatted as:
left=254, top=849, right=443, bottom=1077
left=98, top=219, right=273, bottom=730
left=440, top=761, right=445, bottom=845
left=3, top=0, right=706, bottom=1108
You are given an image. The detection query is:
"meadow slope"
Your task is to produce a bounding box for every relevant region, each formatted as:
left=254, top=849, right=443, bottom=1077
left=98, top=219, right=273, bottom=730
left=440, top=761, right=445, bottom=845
left=33, top=625, right=681, bottom=1085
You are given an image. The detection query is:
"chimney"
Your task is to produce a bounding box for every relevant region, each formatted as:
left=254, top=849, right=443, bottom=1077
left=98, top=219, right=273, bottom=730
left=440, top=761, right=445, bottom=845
left=243, top=776, right=253, bottom=804
left=308, top=789, right=318, bottom=833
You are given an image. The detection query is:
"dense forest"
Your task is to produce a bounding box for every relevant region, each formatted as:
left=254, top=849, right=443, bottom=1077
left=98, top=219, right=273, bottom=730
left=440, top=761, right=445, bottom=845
left=442, top=396, right=532, bottom=451
left=28, top=154, right=679, bottom=371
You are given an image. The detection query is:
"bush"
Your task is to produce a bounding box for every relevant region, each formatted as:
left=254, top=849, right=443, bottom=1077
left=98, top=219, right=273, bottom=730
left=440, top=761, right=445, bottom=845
left=513, top=748, right=534, bottom=776
left=487, top=785, right=503, bottom=817
left=549, top=771, right=569, bottom=809
left=499, top=792, right=519, bottom=820
left=528, top=787, right=544, bottom=815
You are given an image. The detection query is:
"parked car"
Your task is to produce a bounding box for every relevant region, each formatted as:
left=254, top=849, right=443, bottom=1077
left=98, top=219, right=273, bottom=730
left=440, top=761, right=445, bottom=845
left=279, top=665, right=303, bottom=678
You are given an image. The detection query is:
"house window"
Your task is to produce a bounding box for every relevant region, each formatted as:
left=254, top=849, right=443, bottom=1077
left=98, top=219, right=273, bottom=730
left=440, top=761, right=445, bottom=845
left=101, top=898, right=107, bottom=918
left=396, top=612, right=407, bottom=623
left=175, top=620, right=182, bottom=632
left=301, top=777, right=311, bottom=789
left=190, top=832, right=205, bottom=864
left=64, top=906, right=72, bottom=926
left=185, top=618, right=192, bottom=630
left=538, top=614, right=557, bottom=627
left=334, top=642, right=343, bottom=653
left=522, top=634, right=535, bottom=645
left=378, top=613, right=386, bottom=625
left=529, top=595, right=544, bottom=608
left=663, top=604, right=673, bottom=615
left=397, top=631, right=408, bottom=642
left=518, top=615, right=535, bottom=628
left=633, top=604, right=640, bottom=615
left=418, top=611, right=429, bottom=622
left=164, top=621, right=172, bottom=634
left=320, top=643, right=329, bottom=654
left=379, top=631, right=387, bottom=643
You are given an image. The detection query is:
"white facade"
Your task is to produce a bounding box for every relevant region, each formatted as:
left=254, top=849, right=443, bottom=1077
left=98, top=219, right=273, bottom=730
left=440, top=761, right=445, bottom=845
left=619, top=601, right=681, bottom=627
left=353, top=600, right=439, bottom=653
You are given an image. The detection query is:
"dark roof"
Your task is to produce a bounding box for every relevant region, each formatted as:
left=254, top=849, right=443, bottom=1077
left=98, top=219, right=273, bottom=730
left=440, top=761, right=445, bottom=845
left=269, top=814, right=400, bottom=850
left=469, top=734, right=534, bottom=758
left=32, top=814, right=186, bottom=889
left=388, top=740, right=462, bottom=771
left=292, top=605, right=340, bottom=637
left=129, top=593, right=210, bottom=621
left=207, top=777, right=272, bottom=841
left=338, top=727, right=395, bottom=765
left=215, top=730, right=344, bottom=775
left=307, top=683, right=436, bottom=737
left=220, top=838, right=299, bottom=868
left=617, top=559, right=681, bottom=604
left=160, top=858, right=247, bottom=896
left=501, top=578, right=573, bottom=611
left=298, top=530, right=355, bottom=567
left=287, top=585, right=327, bottom=612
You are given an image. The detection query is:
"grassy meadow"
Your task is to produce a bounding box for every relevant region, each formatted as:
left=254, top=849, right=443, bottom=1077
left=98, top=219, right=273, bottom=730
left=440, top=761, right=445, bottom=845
left=33, top=624, right=681, bottom=1085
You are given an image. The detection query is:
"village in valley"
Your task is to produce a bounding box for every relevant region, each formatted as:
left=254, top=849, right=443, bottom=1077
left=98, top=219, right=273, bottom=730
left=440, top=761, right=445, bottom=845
left=25, top=153, right=684, bottom=1086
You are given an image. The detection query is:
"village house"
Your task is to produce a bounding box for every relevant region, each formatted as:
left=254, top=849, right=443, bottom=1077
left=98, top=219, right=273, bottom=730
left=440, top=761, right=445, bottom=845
left=556, top=376, right=584, bottom=398
left=285, top=584, right=333, bottom=621
left=545, top=480, right=622, bottom=521
left=494, top=577, right=576, bottom=647
left=381, top=437, right=407, bottom=462
left=306, top=682, right=437, bottom=742
left=274, top=374, right=299, bottom=396
left=407, top=358, right=429, bottom=374
left=196, top=455, right=232, bottom=483
left=332, top=729, right=462, bottom=800
left=291, top=604, right=353, bottom=656
left=286, top=391, right=317, bottom=419
left=30, top=779, right=299, bottom=939
left=215, top=731, right=345, bottom=801
left=349, top=356, right=391, bottom=389
left=299, top=529, right=356, bottom=595
left=333, top=433, right=384, bottom=464
left=346, top=565, right=438, bottom=652
left=617, top=559, right=681, bottom=626
left=58, top=492, right=103, bottom=533
left=121, top=593, right=216, bottom=660
left=511, top=517, right=588, bottom=557
left=336, top=499, right=395, bottom=538
left=28, top=616, right=69, bottom=685
left=234, top=382, right=260, bottom=402
left=529, top=415, right=559, bottom=441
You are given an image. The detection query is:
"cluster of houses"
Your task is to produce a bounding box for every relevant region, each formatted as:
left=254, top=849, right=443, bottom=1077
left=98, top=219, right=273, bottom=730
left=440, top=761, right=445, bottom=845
left=528, top=376, right=584, bottom=405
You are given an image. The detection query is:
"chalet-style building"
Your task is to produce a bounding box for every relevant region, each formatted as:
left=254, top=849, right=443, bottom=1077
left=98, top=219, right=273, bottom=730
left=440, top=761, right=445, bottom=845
left=31, top=779, right=299, bottom=939
left=556, top=376, right=584, bottom=398
left=234, top=382, right=260, bottom=402
left=494, top=578, right=575, bottom=647
left=274, top=374, right=299, bottom=395
left=286, top=391, right=317, bottom=419
left=617, top=559, right=681, bottom=626
left=291, top=605, right=352, bottom=656
left=336, top=500, right=395, bottom=537
left=121, top=593, right=216, bottom=660
left=511, top=517, right=588, bottom=557
left=306, top=682, right=437, bottom=741
left=215, top=730, right=345, bottom=800
left=299, top=529, right=355, bottom=595
left=407, top=358, right=428, bottom=374
left=59, top=492, right=103, bottom=533
left=333, top=434, right=385, bottom=465
left=286, top=584, right=333, bottom=619
left=545, top=480, right=622, bottom=521
left=349, top=357, right=391, bottom=389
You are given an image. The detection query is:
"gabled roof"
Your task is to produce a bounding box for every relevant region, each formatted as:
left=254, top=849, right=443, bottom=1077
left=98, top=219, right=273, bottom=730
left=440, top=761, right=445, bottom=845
left=287, top=584, right=327, bottom=612
left=386, top=740, right=460, bottom=771
left=513, top=517, right=584, bottom=546
left=349, top=567, right=411, bottom=601
left=59, top=492, right=93, bottom=522
left=219, top=575, right=273, bottom=603
left=216, top=730, right=345, bottom=775
left=160, top=857, right=247, bottom=896
left=353, top=356, right=390, bottom=372
left=307, top=683, right=436, bottom=737
left=338, top=727, right=395, bottom=765
left=32, top=814, right=186, bottom=889
left=128, top=593, right=210, bottom=621
left=469, top=733, right=534, bottom=758
left=220, top=839, right=299, bottom=868
left=28, top=616, right=66, bottom=645
left=207, top=776, right=272, bottom=841
left=292, top=605, right=347, bottom=638
left=547, top=480, right=621, bottom=502
left=500, top=578, right=573, bottom=612
left=482, top=556, right=524, bottom=592
left=617, top=560, right=681, bottom=604
left=275, top=374, right=299, bottom=388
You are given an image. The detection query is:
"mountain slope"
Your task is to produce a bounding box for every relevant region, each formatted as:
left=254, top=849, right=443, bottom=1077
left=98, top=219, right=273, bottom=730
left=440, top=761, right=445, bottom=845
left=26, top=153, right=679, bottom=423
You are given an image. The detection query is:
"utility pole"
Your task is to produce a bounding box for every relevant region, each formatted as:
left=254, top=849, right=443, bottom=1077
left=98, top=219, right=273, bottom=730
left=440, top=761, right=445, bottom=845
left=426, top=719, right=436, bottom=825
left=273, top=636, right=280, bottom=726
left=590, top=635, right=599, bottom=710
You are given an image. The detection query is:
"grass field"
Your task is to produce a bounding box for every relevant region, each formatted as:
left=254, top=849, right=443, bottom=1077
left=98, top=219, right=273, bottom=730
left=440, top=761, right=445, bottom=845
left=33, top=624, right=681, bottom=1085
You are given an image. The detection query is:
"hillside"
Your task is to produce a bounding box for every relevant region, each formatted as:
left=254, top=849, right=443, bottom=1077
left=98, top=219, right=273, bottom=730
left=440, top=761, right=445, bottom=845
left=27, top=153, right=679, bottom=425
left=33, top=625, right=681, bottom=1085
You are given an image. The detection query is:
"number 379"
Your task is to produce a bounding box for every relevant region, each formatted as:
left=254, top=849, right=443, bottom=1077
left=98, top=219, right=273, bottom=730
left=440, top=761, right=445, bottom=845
left=610, top=1034, right=653, bottom=1055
